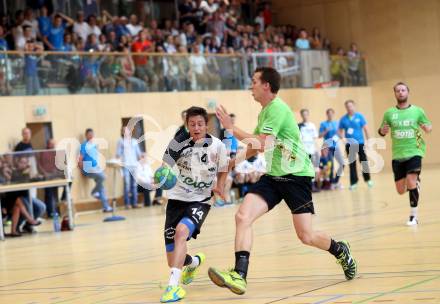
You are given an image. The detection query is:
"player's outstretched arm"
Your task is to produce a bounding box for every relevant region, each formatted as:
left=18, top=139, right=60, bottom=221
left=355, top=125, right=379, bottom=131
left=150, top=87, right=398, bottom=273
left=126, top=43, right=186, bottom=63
left=216, top=105, right=266, bottom=152
left=213, top=171, right=228, bottom=201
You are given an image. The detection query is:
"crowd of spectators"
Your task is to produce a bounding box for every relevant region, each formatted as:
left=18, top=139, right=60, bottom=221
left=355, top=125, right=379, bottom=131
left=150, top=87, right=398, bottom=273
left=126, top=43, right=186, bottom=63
left=0, top=1, right=364, bottom=95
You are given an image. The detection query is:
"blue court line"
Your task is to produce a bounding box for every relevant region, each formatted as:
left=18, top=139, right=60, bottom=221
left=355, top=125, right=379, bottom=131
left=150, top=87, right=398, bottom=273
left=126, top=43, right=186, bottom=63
left=313, top=294, right=344, bottom=304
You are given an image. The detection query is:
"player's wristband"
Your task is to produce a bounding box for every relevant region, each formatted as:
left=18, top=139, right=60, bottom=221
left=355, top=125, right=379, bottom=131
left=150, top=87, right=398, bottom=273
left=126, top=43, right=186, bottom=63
left=377, top=128, right=385, bottom=137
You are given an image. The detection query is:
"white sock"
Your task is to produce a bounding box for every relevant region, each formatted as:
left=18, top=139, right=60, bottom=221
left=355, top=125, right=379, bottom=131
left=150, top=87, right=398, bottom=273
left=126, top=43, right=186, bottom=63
left=189, top=255, right=200, bottom=268
left=410, top=207, right=418, bottom=217
left=168, top=267, right=182, bottom=286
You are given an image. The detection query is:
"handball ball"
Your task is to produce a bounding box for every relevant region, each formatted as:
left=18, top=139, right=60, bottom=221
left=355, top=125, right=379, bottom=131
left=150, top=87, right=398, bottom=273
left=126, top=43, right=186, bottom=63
left=154, top=166, right=177, bottom=190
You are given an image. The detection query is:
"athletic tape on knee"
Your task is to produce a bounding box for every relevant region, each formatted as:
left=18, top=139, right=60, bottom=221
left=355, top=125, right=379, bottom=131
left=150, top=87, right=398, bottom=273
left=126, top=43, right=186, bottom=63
left=409, top=188, right=419, bottom=208
left=179, top=217, right=196, bottom=239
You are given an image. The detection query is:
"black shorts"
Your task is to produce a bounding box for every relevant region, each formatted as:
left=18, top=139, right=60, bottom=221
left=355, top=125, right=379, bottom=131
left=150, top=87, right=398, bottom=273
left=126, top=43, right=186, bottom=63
left=392, top=156, right=422, bottom=181
left=248, top=174, right=315, bottom=214
left=164, top=199, right=211, bottom=251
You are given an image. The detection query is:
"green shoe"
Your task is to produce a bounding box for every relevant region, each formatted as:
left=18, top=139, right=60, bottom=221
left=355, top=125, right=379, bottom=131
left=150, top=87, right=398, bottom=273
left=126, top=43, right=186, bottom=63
left=208, top=267, right=247, bottom=295
left=349, top=183, right=358, bottom=190
left=182, top=253, right=205, bottom=285
left=336, top=240, right=357, bottom=280
left=367, top=180, right=374, bottom=188
left=160, top=285, right=186, bottom=303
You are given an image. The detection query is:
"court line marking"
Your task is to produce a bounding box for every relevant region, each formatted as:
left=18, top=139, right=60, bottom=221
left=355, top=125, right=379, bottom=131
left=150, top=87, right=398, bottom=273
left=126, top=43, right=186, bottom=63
left=353, top=275, right=440, bottom=303
left=313, top=294, right=344, bottom=304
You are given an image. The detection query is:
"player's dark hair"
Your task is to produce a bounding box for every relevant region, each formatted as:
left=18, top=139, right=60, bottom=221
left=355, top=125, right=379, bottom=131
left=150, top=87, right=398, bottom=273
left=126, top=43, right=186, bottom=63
left=229, top=113, right=236, bottom=118
left=300, top=108, right=309, bottom=115
left=85, top=128, right=93, bottom=134
left=393, top=82, right=410, bottom=92
left=254, top=67, right=281, bottom=93
left=326, top=108, right=334, bottom=114
left=186, top=106, right=208, bottom=124
left=344, top=99, right=355, bottom=106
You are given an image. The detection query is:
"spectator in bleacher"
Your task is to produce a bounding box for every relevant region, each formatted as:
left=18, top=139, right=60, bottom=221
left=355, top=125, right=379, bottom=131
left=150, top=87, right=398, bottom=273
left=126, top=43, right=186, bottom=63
left=12, top=10, right=25, bottom=50
left=200, top=0, right=219, bottom=14
left=331, top=47, right=348, bottom=86
left=347, top=42, right=362, bottom=86
left=131, top=29, right=157, bottom=91
left=127, top=14, right=142, bottom=37
left=254, top=10, right=264, bottom=32
left=98, top=55, right=116, bottom=93
left=107, top=30, right=118, bottom=51
left=97, top=33, right=111, bottom=52
left=295, top=28, right=310, bottom=50
left=0, top=25, right=8, bottom=51
left=16, top=24, right=33, bottom=51
left=87, top=14, right=101, bottom=38
left=83, top=0, right=99, bottom=19
left=119, top=45, right=146, bottom=92
left=24, top=39, right=43, bottom=95
left=163, top=35, right=177, bottom=53
left=116, top=16, right=131, bottom=39
left=37, top=6, right=51, bottom=41
left=204, top=47, right=221, bottom=90
left=84, top=33, right=99, bottom=51
left=22, top=8, right=38, bottom=40
left=184, top=22, right=197, bottom=46
left=44, top=13, right=74, bottom=51
left=78, top=128, right=113, bottom=212
left=152, top=45, right=168, bottom=91
left=73, top=11, right=89, bottom=43
left=323, top=37, right=332, bottom=52
left=163, top=18, right=179, bottom=37
left=178, top=0, right=197, bottom=26
left=309, top=27, right=322, bottom=49
left=81, top=52, right=100, bottom=92
left=61, top=32, right=75, bottom=53
left=189, top=44, right=210, bottom=90
left=116, top=126, right=141, bottom=209
left=177, top=45, right=191, bottom=90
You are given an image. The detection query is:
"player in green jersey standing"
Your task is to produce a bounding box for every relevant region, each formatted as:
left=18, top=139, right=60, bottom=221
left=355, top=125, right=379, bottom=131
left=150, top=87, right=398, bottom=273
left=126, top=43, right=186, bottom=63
left=378, top=82, right=432, bottom=226
left=207, top=67, right=357, bottom=295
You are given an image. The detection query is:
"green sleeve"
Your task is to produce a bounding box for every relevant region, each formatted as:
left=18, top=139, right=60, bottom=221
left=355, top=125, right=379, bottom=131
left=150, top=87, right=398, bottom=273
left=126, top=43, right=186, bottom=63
left=259, top=105, right=283, bottom=137
left=418, top=107, right=431, bottom=126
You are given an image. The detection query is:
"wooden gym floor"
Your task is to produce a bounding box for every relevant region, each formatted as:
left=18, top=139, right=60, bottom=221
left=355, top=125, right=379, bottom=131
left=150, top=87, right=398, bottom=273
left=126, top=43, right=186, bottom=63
left=0, top=167, right=440, bottom=304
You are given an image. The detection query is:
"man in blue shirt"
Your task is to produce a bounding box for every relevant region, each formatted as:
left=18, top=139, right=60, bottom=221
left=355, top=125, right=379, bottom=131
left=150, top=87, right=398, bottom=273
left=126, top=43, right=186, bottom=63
left=338, top=100, right=373, bottom=189
left=43, top=13, right=74, bottom=51
left=37, top=6, right=51, bottom=41
left=78, top=128, right=112, bottom=212
left=319, top=108, right=344, bottom=189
